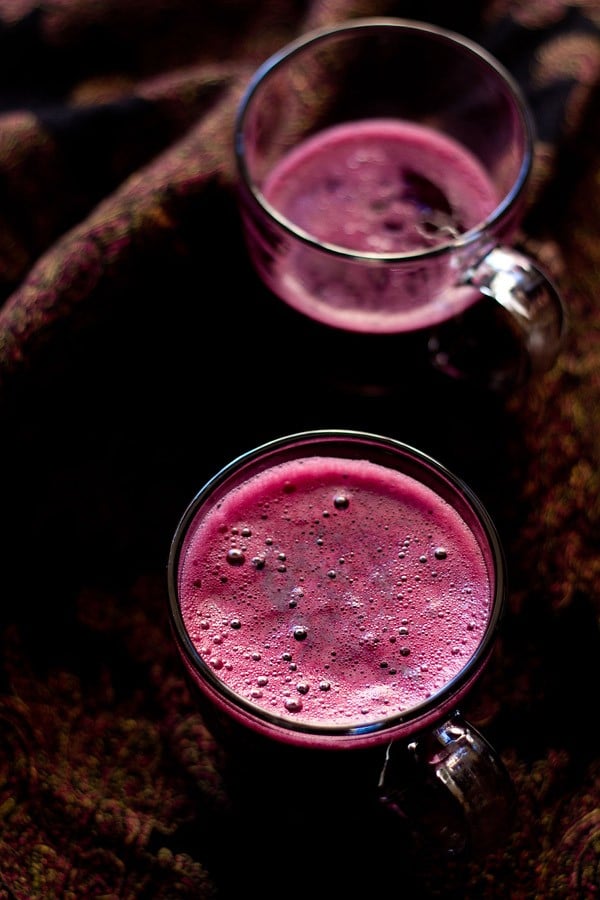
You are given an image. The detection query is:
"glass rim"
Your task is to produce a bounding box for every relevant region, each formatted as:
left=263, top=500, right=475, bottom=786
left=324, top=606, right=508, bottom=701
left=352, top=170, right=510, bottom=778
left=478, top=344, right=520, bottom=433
left=167, top=429, right=507, bottom=741
left=234, top=16, right=535, bottom=263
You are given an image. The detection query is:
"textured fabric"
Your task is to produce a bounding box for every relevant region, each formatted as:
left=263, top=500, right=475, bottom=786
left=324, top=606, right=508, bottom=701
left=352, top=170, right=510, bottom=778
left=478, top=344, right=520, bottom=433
left=1, top=1, right=599, bottom=897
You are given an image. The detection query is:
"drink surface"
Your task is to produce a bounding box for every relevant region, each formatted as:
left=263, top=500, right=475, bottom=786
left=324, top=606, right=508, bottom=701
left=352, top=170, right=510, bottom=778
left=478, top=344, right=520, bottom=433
left=263, top=119, right=498, bottom=254
left=179, top=455, right=492, bottom=731
left=258, top=119, right=500, bottom=333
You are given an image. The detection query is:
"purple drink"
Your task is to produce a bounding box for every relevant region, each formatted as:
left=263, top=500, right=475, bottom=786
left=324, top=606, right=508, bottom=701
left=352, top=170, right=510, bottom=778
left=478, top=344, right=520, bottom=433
left=175, top=444, right=498, bottom=748
left=263, top=120, right=497, bottom=254
left=169, top=432, right=513, bottom=866
left=257, top=119, right=500, bottom=334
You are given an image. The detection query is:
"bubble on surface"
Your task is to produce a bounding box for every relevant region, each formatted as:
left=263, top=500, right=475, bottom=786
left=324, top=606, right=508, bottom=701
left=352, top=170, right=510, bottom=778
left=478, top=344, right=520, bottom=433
left=297, top=682, right=310, bottom=695
left=226, top=548, right=245, bottom=566
left=293, top=625, right=308, bottom=641
left=285, top=698, right=303, bottom=713
left=333, top=494, right=349, bottom=509
left=252, top=555, right=266, bottom=569
left=230, top=618, right=241, bottom=630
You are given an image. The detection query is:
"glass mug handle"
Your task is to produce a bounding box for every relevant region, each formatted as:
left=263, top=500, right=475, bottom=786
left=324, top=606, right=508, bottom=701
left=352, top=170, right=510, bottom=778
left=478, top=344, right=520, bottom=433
left=378, top=711, right=516, bottom=856
left=429, top=245, right=567, bottom=390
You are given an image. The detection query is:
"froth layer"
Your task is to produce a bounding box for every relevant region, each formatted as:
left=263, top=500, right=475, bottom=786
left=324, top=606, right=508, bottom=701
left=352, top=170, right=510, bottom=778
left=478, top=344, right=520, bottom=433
left=179, top=456, right=492, bottom=729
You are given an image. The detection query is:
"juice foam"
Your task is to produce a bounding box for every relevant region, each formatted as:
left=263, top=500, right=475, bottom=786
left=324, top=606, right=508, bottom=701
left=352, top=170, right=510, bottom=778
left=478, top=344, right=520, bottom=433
left=253, top=119, right=500, bottom=333
left=263, top=119, right=498, bottom=255
left=179, top=455, right=492, bottom=729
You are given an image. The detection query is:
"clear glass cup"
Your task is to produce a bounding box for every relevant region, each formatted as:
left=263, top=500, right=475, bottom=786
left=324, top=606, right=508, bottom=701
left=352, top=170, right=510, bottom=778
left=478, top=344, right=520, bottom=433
left=234, top=18, right=566, bottom=391
left=167, top=429, right=515, bottom=861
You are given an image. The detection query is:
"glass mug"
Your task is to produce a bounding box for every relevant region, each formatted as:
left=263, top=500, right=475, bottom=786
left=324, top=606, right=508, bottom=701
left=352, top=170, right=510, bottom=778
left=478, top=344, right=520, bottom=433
left=167, top=430, right=515, bottom=870
left=234, top=18, right=566, bottom=391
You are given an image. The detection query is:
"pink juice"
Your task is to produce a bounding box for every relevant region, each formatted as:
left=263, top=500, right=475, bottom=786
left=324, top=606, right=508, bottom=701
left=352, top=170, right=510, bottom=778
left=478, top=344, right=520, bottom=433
left=177, top=454, right=494, bottom=740
left=258, top=119, right=501, bottom=333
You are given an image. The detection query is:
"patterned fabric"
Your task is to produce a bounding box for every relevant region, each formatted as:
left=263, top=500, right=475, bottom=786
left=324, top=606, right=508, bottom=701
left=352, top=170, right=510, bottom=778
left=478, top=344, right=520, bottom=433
left=1, top=1, right=599, bottom=897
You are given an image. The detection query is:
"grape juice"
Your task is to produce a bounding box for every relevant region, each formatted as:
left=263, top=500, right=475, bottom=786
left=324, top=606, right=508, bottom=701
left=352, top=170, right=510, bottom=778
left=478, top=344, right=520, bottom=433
left=177, top=453, right=493, bottom=737
left=258, top=119, right=500, bottom=333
